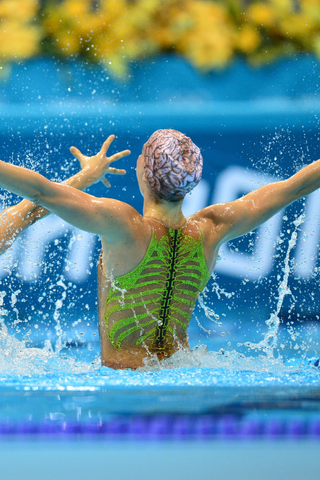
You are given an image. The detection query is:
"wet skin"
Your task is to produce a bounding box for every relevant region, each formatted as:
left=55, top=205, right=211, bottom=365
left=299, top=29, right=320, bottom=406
left=1, top=135, right=320, bottom=368
left=0, top=138, right=128, bottom=254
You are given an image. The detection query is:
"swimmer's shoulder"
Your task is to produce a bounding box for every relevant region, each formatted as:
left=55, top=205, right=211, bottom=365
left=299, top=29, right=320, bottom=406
left=189, top=202, right=235, bottom=225
left=99, top=199, right=151, bottom=244
left=188, top=202, right=238, bottom=247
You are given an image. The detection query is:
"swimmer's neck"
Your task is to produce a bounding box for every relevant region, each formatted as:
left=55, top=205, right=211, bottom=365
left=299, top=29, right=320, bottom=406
left=143, top=195, right=186, bottom=230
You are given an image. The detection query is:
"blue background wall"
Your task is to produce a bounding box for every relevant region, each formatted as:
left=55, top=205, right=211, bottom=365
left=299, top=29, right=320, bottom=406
left=1, top=55, right=320, bottom=345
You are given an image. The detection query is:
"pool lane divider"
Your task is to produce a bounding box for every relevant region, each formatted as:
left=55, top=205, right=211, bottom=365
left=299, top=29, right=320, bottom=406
left=0, top=415, right=319, bottom=440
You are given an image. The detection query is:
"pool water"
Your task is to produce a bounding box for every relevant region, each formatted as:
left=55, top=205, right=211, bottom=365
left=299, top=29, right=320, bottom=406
left=0, top=171, right=319, bottom=441
left=0, top=315, right=319, bottom=443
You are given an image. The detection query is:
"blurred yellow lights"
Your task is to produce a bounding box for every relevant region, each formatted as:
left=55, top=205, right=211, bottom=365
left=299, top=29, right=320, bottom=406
left=0, top=0, right=39, bottom=21
left=0, top=0, right=41, bottom=61
left=1, top=0, right=320, bottom=75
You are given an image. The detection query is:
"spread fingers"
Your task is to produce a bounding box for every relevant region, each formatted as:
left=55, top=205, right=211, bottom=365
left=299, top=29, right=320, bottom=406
left=107, top=167, right=126, bottom=175
left=70, top=146, right=85, bottom=162
left=101, top=177, right=111, bottom=188
left=100, top=135, right=115, bottom=155
left=108, top=149, right=131, bottom=164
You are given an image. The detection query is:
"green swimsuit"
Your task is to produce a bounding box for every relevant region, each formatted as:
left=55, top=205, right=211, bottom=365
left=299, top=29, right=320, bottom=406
left=104, top=228, right=211, bottom=356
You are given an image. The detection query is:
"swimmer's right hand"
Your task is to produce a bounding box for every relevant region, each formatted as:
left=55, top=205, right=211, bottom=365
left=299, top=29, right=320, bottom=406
left=70, top=135, right=131, bottom=188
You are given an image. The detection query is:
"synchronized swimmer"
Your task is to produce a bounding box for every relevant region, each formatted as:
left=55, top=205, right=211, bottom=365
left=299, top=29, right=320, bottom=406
left=1, top=129, right=320, bottom=369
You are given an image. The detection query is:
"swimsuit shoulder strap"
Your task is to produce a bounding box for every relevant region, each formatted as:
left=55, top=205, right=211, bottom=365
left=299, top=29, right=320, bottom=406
left=114, top=227, right=160, bottom=291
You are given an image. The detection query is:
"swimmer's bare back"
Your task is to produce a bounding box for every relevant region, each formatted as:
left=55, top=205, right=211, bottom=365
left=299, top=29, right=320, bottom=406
left=97, top=215, right=218, bottom=370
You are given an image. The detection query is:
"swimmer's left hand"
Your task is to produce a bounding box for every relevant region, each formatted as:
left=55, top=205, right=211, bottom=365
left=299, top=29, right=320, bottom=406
left=70, top=135, right=131, bottom=188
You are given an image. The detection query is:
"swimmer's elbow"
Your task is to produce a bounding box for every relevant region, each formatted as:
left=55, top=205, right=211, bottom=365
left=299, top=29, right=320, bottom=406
left=29, top=191, right=43, bottom=205
left=28, top=185, right=50, bottom=206
left=29, top=178, right=55, bottom=205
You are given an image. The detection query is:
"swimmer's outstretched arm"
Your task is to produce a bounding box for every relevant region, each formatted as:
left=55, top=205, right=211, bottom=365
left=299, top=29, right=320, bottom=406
left=199, top=157, right=320, bottom=243
left=0, top=135, right=130, bottom=251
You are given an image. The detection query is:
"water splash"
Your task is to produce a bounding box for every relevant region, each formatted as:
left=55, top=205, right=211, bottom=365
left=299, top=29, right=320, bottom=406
left=139, top=344, right=283, bottom=372
left=0, top=291, right=7, bottom=326
left=137, top=343, right=320, bottom=381
left=0, top=330, right=318, bottom=392
left=52, top=277, right=67, bottom=353
left=0, top=324, right=97, bottom=377
left=211, top=273, right=233, bottom=300
left=195, top=275, right=234, bottom=334
left=198, top=288, right=221, bottom=326
left=241, top=213, right=305, bottom=357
